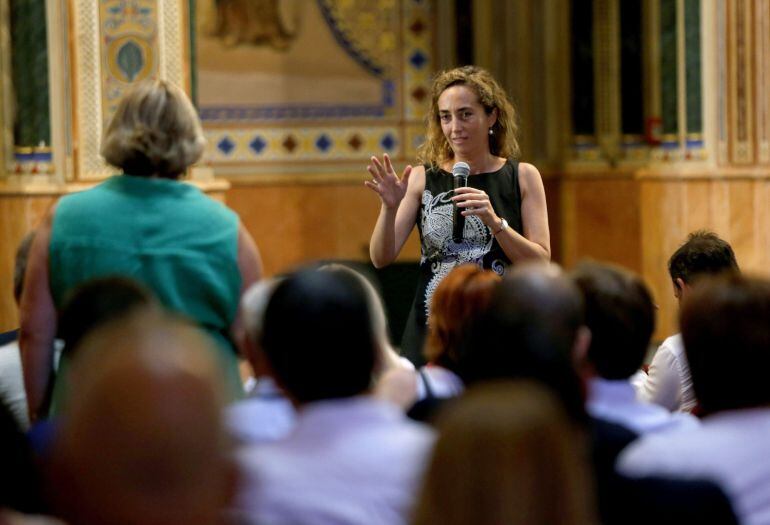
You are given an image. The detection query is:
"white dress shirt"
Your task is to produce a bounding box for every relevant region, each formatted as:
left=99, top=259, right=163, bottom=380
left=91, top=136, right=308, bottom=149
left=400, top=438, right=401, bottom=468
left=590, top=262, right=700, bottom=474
left=587, top=378, right=699, bottom=435
left=634, top=334, right=697, bottom=413
left=226, top=377, right=295, bottom=444
left=0, top=341, right=29, bottom=430
left=232, top=395, right=435, bottom=525
left=618, top=408, right=770, bottom=525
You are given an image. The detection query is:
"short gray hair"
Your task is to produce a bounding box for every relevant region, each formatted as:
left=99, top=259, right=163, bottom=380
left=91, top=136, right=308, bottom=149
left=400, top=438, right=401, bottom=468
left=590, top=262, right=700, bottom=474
left=100, top=79, right=205, bottom=178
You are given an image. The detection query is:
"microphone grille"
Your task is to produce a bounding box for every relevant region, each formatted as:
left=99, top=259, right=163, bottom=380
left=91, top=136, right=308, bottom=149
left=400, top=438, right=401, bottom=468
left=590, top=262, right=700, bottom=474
left=452, top=162, right=470, bottom=178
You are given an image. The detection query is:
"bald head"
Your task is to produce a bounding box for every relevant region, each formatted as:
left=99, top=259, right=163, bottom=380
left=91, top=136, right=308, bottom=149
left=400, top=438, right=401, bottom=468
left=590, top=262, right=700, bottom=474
left=52, top=311, right=232, bottom=525
left=456, top=262, right=588, bottom=423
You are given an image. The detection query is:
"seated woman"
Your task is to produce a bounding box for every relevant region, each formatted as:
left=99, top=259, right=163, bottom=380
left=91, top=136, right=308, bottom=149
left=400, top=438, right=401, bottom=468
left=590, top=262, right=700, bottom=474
left=412, top=381, right=597, bottom=525
left=417, top=264, right=500, bottom=399
left=376, top=264, right=500, bottom=419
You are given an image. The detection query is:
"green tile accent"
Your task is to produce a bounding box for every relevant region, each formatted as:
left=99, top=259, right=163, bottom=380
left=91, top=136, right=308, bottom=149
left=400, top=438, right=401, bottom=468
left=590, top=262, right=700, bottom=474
left=571, top=0, right=595, bottom=136
left=10, top=0, right=50, bottom=147
left=685, top=0, right=702, bottom=135
left=620, top=0, right=644, bottom=135
left=660, top=0, right=678, bottom=135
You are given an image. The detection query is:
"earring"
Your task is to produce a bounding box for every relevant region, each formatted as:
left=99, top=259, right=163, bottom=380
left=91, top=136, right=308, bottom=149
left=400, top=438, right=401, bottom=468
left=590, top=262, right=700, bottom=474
left=488, top=128, right=494, bottom=135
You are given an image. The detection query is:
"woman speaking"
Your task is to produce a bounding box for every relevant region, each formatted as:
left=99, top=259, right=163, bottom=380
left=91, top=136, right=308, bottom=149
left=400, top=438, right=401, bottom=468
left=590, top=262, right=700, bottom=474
left=366, top=66, right=550, bottom=364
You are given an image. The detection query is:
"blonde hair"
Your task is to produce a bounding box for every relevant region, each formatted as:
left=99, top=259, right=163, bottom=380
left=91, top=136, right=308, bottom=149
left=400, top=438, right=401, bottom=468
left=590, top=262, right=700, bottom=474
left=413, top=381, right=597, bottom=525
left=100, top=79, right=205, bottom=178
left=418, top=65, right=520, bottom=167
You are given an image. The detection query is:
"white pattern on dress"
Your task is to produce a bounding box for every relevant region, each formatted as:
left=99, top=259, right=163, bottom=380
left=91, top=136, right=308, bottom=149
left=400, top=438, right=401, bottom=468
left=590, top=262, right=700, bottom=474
left=420, top=189, right=504, bottom=321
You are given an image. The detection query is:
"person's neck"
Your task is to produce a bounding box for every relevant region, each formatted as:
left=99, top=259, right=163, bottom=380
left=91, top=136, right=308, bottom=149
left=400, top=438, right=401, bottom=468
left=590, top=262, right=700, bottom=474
left=449, top=152, right=502, bottom=175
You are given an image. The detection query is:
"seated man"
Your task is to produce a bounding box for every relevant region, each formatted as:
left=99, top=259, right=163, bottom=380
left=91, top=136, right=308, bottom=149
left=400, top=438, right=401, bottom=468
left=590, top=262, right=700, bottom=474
left=49, top=310, right=235, bottom=525
left=226, top=278, right=295, bottom=444
left=619, top=274, right=770, bottom=525
left=634, top=230, right=739, bottom=412
left=231, top=269, right=434, bottom=525
left=0, top=233, right=36, bottom=429
left=571, top=261, right=697, bottom=434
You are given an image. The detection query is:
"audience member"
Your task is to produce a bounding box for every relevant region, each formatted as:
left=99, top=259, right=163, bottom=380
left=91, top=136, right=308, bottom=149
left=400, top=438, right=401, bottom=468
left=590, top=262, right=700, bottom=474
left=49, top=310, right=234, bottom=525
left=456, top=262, right=736, bottom=524
left=226, top=279, right=295, bottom=444
left=412, top=381, right=597, bottom=525
left=619, top=274, right=770, bottom=524
left=457, top=262, right=589, bottom=424
left=20, top=79, right=262, bottom=422
left=319, top=263, right=414, bottom=378
left=231, top=269, right=434, bottom=525
left=421, top=265, right=500, bottom=399
left=48, top=276, right=159, bottom=415
left=0, top=233, right=35, bottom=430
left=634, top=230, right=739, bottom=412
left=571, top=261, right=697, bottom=434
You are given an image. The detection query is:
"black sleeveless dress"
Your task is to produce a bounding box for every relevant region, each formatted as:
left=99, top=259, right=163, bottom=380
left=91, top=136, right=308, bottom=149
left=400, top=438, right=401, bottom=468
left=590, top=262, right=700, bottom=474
left=400, top=159, right=523, bottom=365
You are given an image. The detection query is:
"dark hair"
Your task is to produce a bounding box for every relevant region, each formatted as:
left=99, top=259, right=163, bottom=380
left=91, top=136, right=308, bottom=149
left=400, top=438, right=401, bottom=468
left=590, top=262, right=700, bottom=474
left=58, top=276, right=158, bottom=357
left=13, top=232, right=35, bottom=303
left=668, top=230, right=739, bottom=285
left=456, top=265, right=587, bottom=424
left=0, top=400, right=44, bottom=512
left=570, top=261, right=655, bottom=380
left=261, top=269, right=377, bottom=403
left=681, top=274, right=770, bottom=414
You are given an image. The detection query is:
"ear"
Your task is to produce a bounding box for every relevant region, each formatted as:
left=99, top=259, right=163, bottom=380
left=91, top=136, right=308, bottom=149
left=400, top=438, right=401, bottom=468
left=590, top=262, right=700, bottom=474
left=673, top=277, right=686, bottom=300
left=487, top=107, right=498, bottom=129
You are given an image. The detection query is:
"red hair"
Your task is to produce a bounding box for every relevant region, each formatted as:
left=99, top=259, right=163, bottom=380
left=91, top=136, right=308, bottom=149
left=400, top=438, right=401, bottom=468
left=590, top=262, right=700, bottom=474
left=425, top=265, right=502, bottom=369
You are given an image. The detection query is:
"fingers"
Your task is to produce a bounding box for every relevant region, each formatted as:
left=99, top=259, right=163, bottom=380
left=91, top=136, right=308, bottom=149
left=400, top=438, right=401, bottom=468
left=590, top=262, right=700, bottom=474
left=452, top=187, right=484, bottom=196
left=364, top=180, right=381, bottom=194
left=401, top=165, right=413, bottom=185
left=368, top=157, right=386, bottom=182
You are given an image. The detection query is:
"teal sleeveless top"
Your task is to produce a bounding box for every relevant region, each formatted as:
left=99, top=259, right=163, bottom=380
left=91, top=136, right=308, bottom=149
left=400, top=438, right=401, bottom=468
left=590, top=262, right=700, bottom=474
left=49, top=175, right=243, bottom=409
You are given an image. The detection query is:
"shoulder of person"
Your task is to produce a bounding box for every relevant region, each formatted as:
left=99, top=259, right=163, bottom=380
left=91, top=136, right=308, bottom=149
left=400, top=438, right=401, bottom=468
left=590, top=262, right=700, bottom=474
left=516, top=162, right=544, bottom=195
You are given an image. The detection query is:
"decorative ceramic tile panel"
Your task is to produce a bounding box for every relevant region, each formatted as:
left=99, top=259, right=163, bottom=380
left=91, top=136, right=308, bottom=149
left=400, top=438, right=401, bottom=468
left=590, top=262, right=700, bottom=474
left=72, top=0, right=188, bottom=180
left=204, top=126, right=401, bottom=162
left=196, top=0, right=433, bottom=171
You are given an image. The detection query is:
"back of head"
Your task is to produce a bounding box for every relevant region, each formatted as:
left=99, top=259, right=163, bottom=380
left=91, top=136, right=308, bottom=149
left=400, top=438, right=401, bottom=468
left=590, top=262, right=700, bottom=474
left=681, top=274, right=770, bottom=415
left=426, top=264, right=501, bottom=371
left=668, top=230, right=739, bottom=285
left=52, top=311, right=231, bottom=525
left=457, top=263, right=587, bottom=423
left=261, top=268, right=377, bottom=404
left=570, top=261, right=655, bottom=380
left=58, top=276, right=158, bottom=358
left=413, top=381, right=596, bottom=525
left=318, top=263, right=397, bottom=375
left=100, top=79, right=205, bottom=178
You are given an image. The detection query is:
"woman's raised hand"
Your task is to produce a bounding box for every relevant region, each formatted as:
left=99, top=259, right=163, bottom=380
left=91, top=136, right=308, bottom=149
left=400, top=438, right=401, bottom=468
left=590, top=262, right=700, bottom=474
left=365, top=154, right=412, bottom=210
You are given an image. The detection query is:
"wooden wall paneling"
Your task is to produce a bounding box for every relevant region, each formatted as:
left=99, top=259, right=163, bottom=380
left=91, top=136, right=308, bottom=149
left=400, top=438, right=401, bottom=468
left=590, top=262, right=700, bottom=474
left=640, top=179, right=685, bottom=339
left=561, top=175, right=641, bottom=272
left=727, top=179, right=756, bottom=268
left=682, top=179, right=712, bottom=230
left=0, top=194, right=57, bottom=331
left=756, top=179, right=770, bottom=271
left=560, top=177, right=579, bottom=267
left=708, top=178, right=732, bottom=240
left=225, top=183, right=421, bottom=278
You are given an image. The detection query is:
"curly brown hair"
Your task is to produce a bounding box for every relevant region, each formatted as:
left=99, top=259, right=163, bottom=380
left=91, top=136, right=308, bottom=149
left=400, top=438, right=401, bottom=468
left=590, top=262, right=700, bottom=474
left=417, top=66, right=520, bottom=167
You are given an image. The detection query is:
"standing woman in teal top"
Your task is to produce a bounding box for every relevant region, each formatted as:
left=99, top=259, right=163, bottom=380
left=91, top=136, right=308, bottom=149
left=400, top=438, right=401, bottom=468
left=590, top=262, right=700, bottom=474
left=19, top=80, right=262, bottom=422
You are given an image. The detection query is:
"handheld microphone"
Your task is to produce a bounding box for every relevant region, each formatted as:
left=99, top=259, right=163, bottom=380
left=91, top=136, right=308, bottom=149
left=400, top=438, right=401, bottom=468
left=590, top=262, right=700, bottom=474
left=452, top=162, right=470, bottom=242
